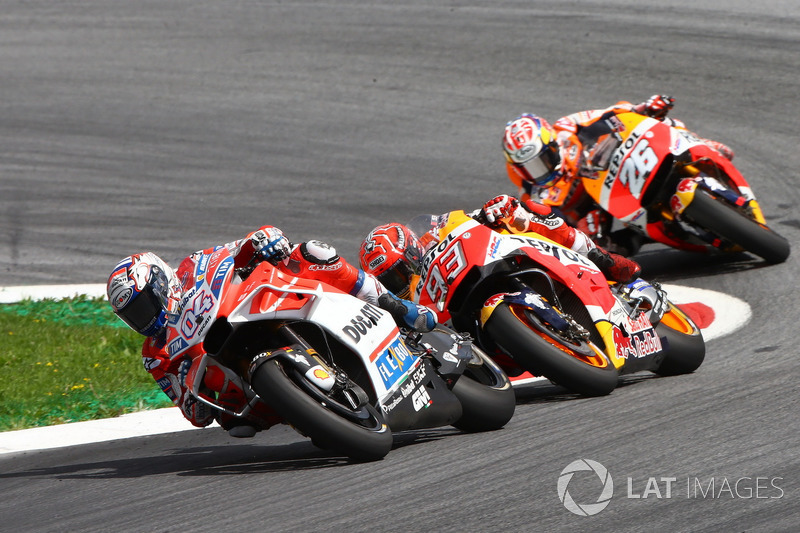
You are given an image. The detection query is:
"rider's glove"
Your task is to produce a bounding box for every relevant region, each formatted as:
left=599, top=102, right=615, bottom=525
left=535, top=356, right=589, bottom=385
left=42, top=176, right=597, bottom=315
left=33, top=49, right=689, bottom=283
left=482, top=195, right=520, bottom=225
left=576, top=208, right=609, bottom=240
left=702, top=139, right=735, bottom=161
left=378, top=292, right=437, bottom=332
left=640, top=94, right=675, bottom=120
left=587, top=247, right=641, bottom=284
left=251, top=228, right=291, bottom=264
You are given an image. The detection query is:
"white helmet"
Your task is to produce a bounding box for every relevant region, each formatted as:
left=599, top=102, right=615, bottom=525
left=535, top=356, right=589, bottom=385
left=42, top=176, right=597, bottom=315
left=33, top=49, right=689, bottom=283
left=107, top=252, right=181, bottom=336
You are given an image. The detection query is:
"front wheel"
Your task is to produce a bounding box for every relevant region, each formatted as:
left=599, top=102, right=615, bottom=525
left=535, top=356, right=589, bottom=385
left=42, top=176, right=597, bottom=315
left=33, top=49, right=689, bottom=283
left=251, top=359, right=393, bottom=461
left=683, top=188, right=790, bottom=264
left=450, top=345, right=516, bottom=432
left=483, top=303, right=618, bottom=397
left=653, top=302, right=706, bottom=376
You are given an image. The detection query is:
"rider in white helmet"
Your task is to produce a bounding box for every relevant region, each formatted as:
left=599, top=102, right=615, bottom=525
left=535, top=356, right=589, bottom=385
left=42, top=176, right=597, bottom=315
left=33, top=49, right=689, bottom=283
left=502, top=95, right=734, bottom=256
left=108, top=226, right=437, bottom=437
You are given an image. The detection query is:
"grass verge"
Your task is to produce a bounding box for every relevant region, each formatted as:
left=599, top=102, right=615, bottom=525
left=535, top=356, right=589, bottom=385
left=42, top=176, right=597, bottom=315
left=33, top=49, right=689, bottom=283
left=0, top=296, right=172, bottom=432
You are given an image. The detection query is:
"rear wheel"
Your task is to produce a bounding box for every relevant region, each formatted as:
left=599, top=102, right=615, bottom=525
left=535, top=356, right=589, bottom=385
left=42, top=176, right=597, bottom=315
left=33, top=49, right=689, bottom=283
left=250, top=358, right=393, bottom=461
left=450, top=345, right=516, bottom=432
left=683, top=188, right=790, bottom=264
left=484, top=303, right=618, bottom=397
left=654, top=303, right=706, bottom=376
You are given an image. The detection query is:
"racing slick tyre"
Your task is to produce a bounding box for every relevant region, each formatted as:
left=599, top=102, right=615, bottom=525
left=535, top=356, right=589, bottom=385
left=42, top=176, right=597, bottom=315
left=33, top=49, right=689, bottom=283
left=251, top=358, right=393, bottom=462
left=484, top=303, right=618, bottom=397
left=450, top=345, right=515, bottom=433
left=683, top=188, right=790, bottom=264
left=653, top=302, right=706, bottom=376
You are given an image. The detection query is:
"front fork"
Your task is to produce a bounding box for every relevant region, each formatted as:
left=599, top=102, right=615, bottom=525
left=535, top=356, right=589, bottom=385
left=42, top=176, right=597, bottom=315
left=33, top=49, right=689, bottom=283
left=188, top=324, right=343, bottom=418
left=478, top=270, right=588, bottom=341
left=248, top=325, right=340, bottom=393
left=668, top=165, right=766, bottom=224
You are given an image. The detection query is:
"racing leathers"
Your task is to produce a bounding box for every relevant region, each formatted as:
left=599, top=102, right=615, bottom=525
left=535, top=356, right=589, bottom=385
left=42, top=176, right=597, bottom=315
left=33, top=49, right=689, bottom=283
left=142, top=226, right=437, bottom=435
left=480, top=194, right=641, bottom=284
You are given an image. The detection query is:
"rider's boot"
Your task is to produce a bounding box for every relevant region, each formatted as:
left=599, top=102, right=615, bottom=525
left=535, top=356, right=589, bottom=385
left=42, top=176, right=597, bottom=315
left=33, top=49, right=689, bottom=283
left=588, top=247, right=642, bottom=284
left=378, top=292, right=437, bottom=332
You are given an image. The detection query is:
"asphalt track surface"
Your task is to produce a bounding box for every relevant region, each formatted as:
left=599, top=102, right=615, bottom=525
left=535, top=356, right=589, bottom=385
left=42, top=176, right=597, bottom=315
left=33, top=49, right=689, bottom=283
left=0, top=1, right=798, bottom=531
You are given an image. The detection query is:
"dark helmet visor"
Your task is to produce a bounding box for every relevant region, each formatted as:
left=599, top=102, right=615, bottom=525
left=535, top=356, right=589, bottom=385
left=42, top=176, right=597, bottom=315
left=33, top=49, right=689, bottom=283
left=526, top=140, right=561, bottom=185
left=376, top=260, right=415, bottom=299
left=116, top=266, right=170, bottom=335
left=117, top=284, right=163, bottom=334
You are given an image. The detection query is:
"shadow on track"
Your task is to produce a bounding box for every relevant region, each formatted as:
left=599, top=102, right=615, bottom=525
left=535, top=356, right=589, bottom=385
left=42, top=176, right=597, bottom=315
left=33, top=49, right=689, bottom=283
left=512, top=372, right=667, bottom=405
left=634, top=247, right=770, bottom=282
left=0, top=428, right=463, bottom=480
left=0, top=442, right=346, bottom=479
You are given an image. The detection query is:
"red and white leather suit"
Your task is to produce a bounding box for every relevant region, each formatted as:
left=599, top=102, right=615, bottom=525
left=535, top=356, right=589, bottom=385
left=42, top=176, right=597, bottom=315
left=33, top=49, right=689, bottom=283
left=142, top=226, right=389, bottom=430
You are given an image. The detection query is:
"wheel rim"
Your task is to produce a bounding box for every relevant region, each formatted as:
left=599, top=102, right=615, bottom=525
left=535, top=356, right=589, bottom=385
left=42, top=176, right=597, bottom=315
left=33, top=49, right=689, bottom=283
left=509, top=305, right=610, bottom=369
left=659, top=305, right=697, bottom=335
left=286, top=366, right=385, bottom=431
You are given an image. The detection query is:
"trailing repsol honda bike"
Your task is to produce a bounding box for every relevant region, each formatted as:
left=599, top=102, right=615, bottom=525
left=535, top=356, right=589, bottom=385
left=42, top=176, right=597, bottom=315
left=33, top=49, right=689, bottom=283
left=546, top=111, right=789, bottom=263
left=406, top=210, right=706, bottom=397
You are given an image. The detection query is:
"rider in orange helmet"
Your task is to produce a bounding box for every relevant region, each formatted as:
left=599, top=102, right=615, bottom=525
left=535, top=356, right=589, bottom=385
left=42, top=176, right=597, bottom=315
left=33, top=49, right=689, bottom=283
left=360, top=195, right=642, bottom=305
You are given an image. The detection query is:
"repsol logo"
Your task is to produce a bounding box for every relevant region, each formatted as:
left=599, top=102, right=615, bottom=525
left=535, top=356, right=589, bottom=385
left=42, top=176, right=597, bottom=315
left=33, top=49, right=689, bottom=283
left=607, top=130, right=641, bottom=179
left=509, top=236, right=594, bottom=268
left=342, top=303, right=384, bottom=343
left=419, top=233, right=456, bottom=283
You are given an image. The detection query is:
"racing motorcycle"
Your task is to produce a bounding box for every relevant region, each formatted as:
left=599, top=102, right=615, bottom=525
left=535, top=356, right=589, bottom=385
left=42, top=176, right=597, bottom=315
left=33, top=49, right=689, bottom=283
left=548, top=111, right=789, bottom=262
left=166, top=248, right=515, bottom=461
left=407, top=210, right=706, bottom=397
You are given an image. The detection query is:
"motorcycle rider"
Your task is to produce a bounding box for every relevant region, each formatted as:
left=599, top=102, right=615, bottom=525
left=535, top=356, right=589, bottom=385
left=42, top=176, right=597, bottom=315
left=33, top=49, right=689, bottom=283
left=502, top=95, right=735, bottom=255
left=107, top=226, right=437, bottom=438
left=359, top=194, right=641, bottom=302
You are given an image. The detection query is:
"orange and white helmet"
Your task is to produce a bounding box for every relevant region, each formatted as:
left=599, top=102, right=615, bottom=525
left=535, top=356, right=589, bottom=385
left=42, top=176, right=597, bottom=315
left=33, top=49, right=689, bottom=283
left=359, top=223, right=423, bottom=299
left=502, top=113, right=561, bottom=187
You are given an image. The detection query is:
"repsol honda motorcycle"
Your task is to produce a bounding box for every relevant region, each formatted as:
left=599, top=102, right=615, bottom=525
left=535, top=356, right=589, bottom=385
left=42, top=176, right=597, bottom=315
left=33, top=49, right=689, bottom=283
left=166, top=247, right=515, bottom=461
left=548, top=111, right=789, bottom=262
left=408, top=210, right=706, bottom=397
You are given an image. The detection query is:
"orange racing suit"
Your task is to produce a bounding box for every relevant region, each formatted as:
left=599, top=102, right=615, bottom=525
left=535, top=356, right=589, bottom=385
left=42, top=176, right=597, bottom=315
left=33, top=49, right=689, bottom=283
left=507, top=101, right=734, bottom=253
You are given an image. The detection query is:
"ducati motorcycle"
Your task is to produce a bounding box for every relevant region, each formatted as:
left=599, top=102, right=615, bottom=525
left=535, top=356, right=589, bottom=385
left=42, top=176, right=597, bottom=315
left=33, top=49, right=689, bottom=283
left=548, top=111, right=789, bottom=262
left=407, top=211, right=706, bottom=397
left=167, top=248, right=515, bottom=461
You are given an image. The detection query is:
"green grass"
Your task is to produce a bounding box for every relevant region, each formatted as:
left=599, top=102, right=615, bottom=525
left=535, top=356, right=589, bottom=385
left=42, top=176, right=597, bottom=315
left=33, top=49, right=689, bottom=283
left=0, top=296, right=172, bottom=432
